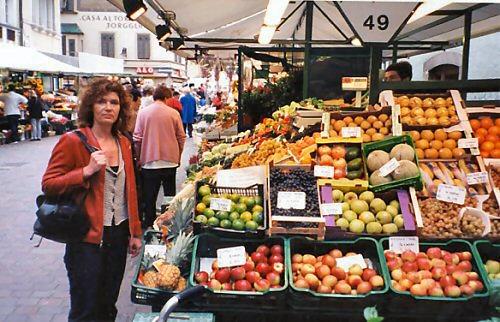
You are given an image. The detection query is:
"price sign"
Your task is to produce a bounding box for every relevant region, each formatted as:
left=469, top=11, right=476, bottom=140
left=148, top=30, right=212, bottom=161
left=466, top=172, right=489, bottom=185
left=277, top=191, right=306, bottom=209
left=217, top=246, right=247, bottom=268
left=379, top=158, right=400, bottom=177
left=337, top=2, right=417, bottom=43
left=314, top=165, right=335, bottom=178
left=389, top=236, right=419, bottom=254
left=458, top=138, right=479, bottom=149
left=336, top=254, right=367, bottom=271
left=320, top=203, right=343, bottom=216
left=341, top=127, right=361, bottom=138
left=342, top=77, right=368, bottom=91
left=436, top=184, right=466, bottom=205
left=210, top=198, right=232, bottom=212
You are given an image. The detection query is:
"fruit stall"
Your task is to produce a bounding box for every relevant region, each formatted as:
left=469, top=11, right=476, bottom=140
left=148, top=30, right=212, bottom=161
left=132, top=91, right=499, bottom=322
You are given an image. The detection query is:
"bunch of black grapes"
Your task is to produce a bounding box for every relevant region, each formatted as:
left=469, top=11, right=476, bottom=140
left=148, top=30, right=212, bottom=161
left=270, top=168, right=319, bottom=228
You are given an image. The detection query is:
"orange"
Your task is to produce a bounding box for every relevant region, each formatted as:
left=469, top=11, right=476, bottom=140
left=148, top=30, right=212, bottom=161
left=425, top=148, right=439, bottom=159
left=371, top=133, right=385, bottom=141
left=446, top=97, right=454, bottom=107
left=434, top=97, right=447, bottom=108
left=443, top=139, right=457, bottom=150
left=379, top=127, right=389, bottom=135
left=447, top=131, right=462, bottom=140
left=438, top=148, right=453, bottom=159
left=360, top=120, right=371, bottom=130
left=439, top=116, right=451, bottom=127
left=373, top=121, right=384, bottom=129
left=365, top=128, right=377, bottom=136
left=367, top=115, right=378, bottom=124
left=348, top=122, right=358, bottom=127
left=362, top=134, right=371, bottom=143
left=354, top=116, right=364, bottom=125
left=436, top=107, right=449, bottom=117
left=329, top=130, right=338, bottom=137
left=496, top=141, right=500, bottom=149
left=452, top=148, right=466, bottom=158
left=480, top=150, right=490, bottom=158
left=430, top=140, right=443, bottom=150
left=399, top=96, right=410, bottom=107
left=411, top=107, right=424, bottom=118
left=490, top=149, right=500, bottom=158
left=409, top=130, right=421, bottom=142
left=424, top=109, right=437, bottom=118
left=480, top=117, right=493, bottom=130
left=416, top=117, right=427, bottom=126
left=470, top=119, right=481, bottom=131
left=434, top=129, right=448, bottom=141
left=312, top=132, right=321, bottom=138
left=378, top=114, right=389, bottom=122
left=448, top=106, right=457, bottom=116
left=333, top=120, right=347, bottom=132
left=481, top=141, right=495, bottom=151
left=450, top=115, right=459, bottom=123
left=401, top=107, right=411, bottom=117
left=427, top=117, right=439, bottom=126
left=331, top=146, right=346, bottom=159
left=421, top=130, right=434, bottom=141
left=416, top=139, right=430, bottom=150
left=477, top=135, right=485, bottom=145
left=422, top=98, right=434, bottom=109
left=486, top=134, right=498, bottom=143
left=496, top=118, right=500, bottom=127
left=385, top=119, right=392, bottom=127
left=343, top=116, right=353, bottom=125
left=304, top=136, right=315, bottom=145
left=416, top=148, right=425, bottom=159
left=476, top=128, right=488, bottom=137
left=409, top=97, right=422, bottom=109
left=488, top=126, right=500, bottom=136
left=320, top=154, right=334, bottom=166
left=402, top=116, right=412, bottom=125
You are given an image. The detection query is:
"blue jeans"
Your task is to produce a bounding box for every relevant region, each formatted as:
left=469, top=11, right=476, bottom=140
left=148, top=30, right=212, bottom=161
left=64, top=220, right=129, bottom=322
left=31, top=118, right=42, bottom=140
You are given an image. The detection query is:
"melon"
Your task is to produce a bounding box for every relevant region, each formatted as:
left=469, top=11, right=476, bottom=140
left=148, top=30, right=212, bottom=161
left=392, top=160, right=419, bottom=180
left=390, top=144, right=415, bottom=161
left=370, top=170, right=392, bottom=185
left=366, top=150, right=390, bottom=172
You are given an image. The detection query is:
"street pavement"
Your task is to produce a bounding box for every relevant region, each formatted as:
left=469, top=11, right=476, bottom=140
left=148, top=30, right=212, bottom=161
left=0, top=134, right=197, bottom=322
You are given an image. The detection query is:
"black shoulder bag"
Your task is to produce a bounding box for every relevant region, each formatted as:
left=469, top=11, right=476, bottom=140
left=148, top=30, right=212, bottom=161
left=31, top=131, right=97, bottom=244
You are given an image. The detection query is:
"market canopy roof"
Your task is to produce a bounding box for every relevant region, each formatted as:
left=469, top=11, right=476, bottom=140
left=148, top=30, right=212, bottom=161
left=61, top=23, right=84, bottom=35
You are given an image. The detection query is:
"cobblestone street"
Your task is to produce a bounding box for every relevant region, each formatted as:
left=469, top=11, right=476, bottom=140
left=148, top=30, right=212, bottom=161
left=0, top=134, right=196, bottom=322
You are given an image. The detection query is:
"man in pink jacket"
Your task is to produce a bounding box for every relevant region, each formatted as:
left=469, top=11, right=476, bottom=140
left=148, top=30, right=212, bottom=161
left=133, top=85, right=186, bottom=227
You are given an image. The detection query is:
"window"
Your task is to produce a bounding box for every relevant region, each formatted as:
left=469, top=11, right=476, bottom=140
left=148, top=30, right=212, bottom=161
left=68, top=39, right=76, bottom=56
left=61, top=0, right=75, bottom=12
left=2, top=0, right=19, bottom=28
left=101, top=33, right=115, bottom=57
left=62, top=35, right=67, bottom=55
left=137, top=34, right=150, bottom=59
left=0, top=28, right=3, bottom=39
left=33, top=0, right=56, bottom=30
left=7, top=28, right=15, bottom=41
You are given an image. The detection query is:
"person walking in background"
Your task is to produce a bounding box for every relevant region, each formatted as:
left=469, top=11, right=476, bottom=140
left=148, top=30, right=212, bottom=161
left=27, top=90, right=44, bottom=141
left=0, top=84, right=28, bottom=143
left=140, top=85, right=154, bottom=109
left=166, top=91, right=182, bottom=115
left=133, top=86, right=186, bottom=228
left=180, top=88, right=196, bottom=138
left=42, top=78, right=142, bottom=321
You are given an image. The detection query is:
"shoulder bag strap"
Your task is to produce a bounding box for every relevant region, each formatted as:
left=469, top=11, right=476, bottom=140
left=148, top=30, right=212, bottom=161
left=72, top=130, right=99, bottom=205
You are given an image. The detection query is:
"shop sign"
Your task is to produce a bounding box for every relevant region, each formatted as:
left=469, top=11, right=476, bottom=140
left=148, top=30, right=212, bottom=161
left=136, top=67, right=154, bottom=74
left=341, top=77, right=368, bottom=91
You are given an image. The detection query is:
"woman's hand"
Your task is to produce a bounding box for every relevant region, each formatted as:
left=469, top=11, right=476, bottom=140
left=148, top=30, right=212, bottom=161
left=128, top=237, right=142, bottom=257
left=83, top=151, right=106, bottom=178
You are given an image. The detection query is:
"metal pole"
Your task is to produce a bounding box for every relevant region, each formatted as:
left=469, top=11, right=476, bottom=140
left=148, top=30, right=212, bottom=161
left=369, top=45, right=383, bottom=105
left=302, top=1, right=313, bottom=99
left=392, top=43, right=398, bottom=64
left=461, top=9, right=472, bottom=81
left=237, top=47, right=244, bottom=132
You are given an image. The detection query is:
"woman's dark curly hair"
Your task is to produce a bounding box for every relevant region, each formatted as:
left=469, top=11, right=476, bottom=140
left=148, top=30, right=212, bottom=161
left=78, top=78, right=132, bottom=134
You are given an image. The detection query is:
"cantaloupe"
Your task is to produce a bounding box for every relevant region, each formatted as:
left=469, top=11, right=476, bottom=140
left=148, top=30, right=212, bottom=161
left=370, top=170, right=393, bottom=185
left=392, top=160, right=419, bottom=180
left=390, top=144, right=415, bottom=161
left=366, top=150, right=390, bottom=172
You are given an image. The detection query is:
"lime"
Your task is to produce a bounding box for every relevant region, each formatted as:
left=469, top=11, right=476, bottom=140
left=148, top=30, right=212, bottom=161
left=220, top=219, right=232, bottom=229
left=252, top=211, right=264, bottom=224
left=202, top=195, right=212, bottom=206
left=221, top=193, right=231, bottom=200
left=216, top=211, right=229, bottom=220
left=245, top=220, right=259, bottom=231
left=244, top=197, right=255, bottom=208
left=207, top=217, right=220, bottom=227
left=240, top=211, right=253, bottom=222
left=232, top=219, right=245, bottom=230
left=203, top=208, right=215, bottom=218
left=229, top=211, right=240, bottom=221
left=230, top=194, right=240, bottom=203
left=196, top=202, right=206, bottom=213
left=198, top=185, right=211, bottom=197
left=254, top=196, right=263, bottom=206
left=235, top=203, right=247, bottom=214
left=252, top=205, right=264, bottom=214
left=195, top=214, right=208, bottom=224
left=230, top=201, right=237, bottom=213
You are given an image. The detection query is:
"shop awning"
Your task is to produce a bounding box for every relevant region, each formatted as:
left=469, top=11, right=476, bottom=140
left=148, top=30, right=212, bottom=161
left=0, top=43, right=82, bottom=74
left=78, top=52, right=125, bottom=75
left=61, top=23, right=84, bottom=35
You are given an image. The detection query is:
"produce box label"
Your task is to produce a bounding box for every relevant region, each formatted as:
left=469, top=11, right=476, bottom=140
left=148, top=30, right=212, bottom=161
left=466, top=171, right=489, bottom=185
left=144, top=245, right=166, bottom=259
left=335, top=254, right=367, bottom=271
left=436, top=184, right=466, bottom=205
left=379, top=158, right=400, bottom=177
left=341, top=127, right=361, bottom=138
left=314, top=165, right=335, bottom=178
left=277, top=191, right=306, bottom=209
left=210, top=198, right=232, bottom=212
left=342, top=77, right=368, bottom=91
left=217, top=246, right=246, bottom=268
left=389, top=236, right=419, bottom=254
left=458, top=138, right=479, bottom=149
left=320, top=203, right=343, bottom=216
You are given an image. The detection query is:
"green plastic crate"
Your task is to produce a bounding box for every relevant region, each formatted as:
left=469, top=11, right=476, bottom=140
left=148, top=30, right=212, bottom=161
left=189, top=233, right=288, bottom=310
left=362, top=134, right=423, bottom=192
left=472, top=240, right=500, bottom=291
left=286, top=236, right=389, bottom=310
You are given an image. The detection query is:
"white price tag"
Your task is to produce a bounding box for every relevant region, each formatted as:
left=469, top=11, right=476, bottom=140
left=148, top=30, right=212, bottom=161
left=341, top=127, right=361, bottom=138
left=277, top=191, right=306, bottom=209
left=217, top=246, right=247, bottom=268
left=210, top=198, right=232, bottom=212
left=379, top=158, right=400, bottom=177
left=466, top=172, right=489, bottom=185
left=389, top=236, right=419, bottom=255
left=458, top=138, right=479, bottom=149
left=436, top=184, right=467, bottom=205
left=314, top=165, right=335, bottom=178
left=342, top=77, right=368, bottom=91
left=320, top=203, right=343, bottom=216
left=144, top=245, right=167, bottom=259
left=335, top=254, right=367, bottom=271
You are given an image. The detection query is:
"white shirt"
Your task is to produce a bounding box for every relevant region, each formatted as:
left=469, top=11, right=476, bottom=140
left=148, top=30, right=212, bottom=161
left=140, top=96, right=154, bottom=110
left=0, top=91, right=28, bottom=115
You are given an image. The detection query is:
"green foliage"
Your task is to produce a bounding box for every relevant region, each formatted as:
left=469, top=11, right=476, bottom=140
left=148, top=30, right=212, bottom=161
left=363, top=306, right=384, bottom=322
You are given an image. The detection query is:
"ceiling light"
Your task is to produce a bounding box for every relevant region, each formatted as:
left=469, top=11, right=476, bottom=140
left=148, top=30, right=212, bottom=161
left=407, top=0, right=452, bottom=24
left=351, top=37, right=362, bottom=47
left=258, top=25, right=276, bottom=45
left=155, top=24, right=171, bottom=42
left=124, top=0, right=147, bottom=21
left=264, top=0, right=289, bottom=26
left=172, top=38, right=185, bottom=50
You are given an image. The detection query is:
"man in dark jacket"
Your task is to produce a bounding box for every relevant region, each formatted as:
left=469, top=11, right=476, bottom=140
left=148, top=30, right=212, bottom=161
left=27, top=90, right=44, bottom=141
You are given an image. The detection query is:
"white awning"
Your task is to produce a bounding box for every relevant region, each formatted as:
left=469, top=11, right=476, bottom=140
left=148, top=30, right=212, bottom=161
left=0, top=43, right=82, bottom=74
left=78, top=52, right=125, bottom=75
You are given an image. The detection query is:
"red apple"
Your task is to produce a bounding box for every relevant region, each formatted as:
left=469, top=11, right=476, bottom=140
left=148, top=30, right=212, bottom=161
left=452, top=271, right=469, bottom=286
left=242, top=259, right=255, bottom=272
left=300, top=263, right=315, bottom=276
left=417, top=252, right=428, bottom=259
left=316, top=284, right=332, bottom=294
left=428, top=286, right=444, bottom=297
left=208, top=279, right=222, bottom=291
left=317, top=256, right=323, bottom=263
left=329, top=249, right=343, bottom=258
left=410, top=284, right=427, bottom=296
left=314, top=262, right=323, bottom=269
left=387, top=258, right=403, bottom=271
left=444, top=285, right=461, bottom=298
left=445, top=264, right=458, bottom=275
left=292, top=253, right=303, bottom=263
left=431, top=258, right=446, bottom=268
left=195, top=271, right=209, bottom=283
left=401, top=250, right=417, bottom=262
left=302, top=254, right=317, bottom=265
left=347, top=275, right=363, bottom=288
left=294, top=279, right=309, bottom=289
left=334, top=281, right=352, bottom=294
left=254, top=278, right=271, bottom=292
left=230, top=267, right=246, bottom=281
left=315, top=265, right=331, bottom=279
left=268, top=254, right=284, bottom=265
left=322, top=275, right=338, bottom=288
left=417, top=258, right=432, bottom=271
left=291, top=263, right=302, bottom=273
left=349, top=264, right=363, bottom=276
left=418, top=270, right=432, bottom=280
left=400, top=278, right=414, bottom=290
left=391, top=268, right=404, bottom=281
left=272, top=262, right=284, bottom=274
left=427, top=247, right=442, bottom=259
left=215, top=268, right=230, bottom=283
left=441, top=250, right=451, bottom=258
left=431, top=267, right=447, bottom=280
left=234, top=279, right=252, bottom=291
left=322, top=255, right=337, bottom=268
left=407, top=271, right=422, bottom=284
left=270, top=244, right=283, bottom=255
left=362, top=268, right=377, bottom=282
left=212, top=260, right=219, bottom=271
left=392, top=281, right=406, bottom=292
left=331, top=267, right=346, bottom=280
left=402, top=261, right=418, bottom=273
left=357, top=281, right=372, bottom=294
left=459, top=251, right=472, bottom=261
left=255, top=262, right=270, bottom=276
left=384, top=250, right=398, bottom=261
left=256, top=245, right=270, bottom=256
left=251, top=251, right=267, bottom=263
left=443, top=253, right=460, bottom=265
left=457, top=260, right=472, bottom=272
left=466, top=272, right=480, bottom=280
left=304, top=273, right=319, bottom=289
left=221, top=282, right=232, bottom=291
left=369, top=275, right=384, bottom=288
left=199, top=281, right=208, bottom=287
left=467, top=280, right=484, bottom=292
left=421, top=278, right=436, bottom=290
left=439, top=276, right=456, bottom=288
left=459, top=284, right=475, bottom=296
left=245, top=271, right=261, bottom=284
left=266, top=271, right=281, bottom=286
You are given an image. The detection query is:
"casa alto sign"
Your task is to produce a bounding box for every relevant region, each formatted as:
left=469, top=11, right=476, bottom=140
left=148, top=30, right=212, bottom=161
left=136, top=67, right=154, bottom=74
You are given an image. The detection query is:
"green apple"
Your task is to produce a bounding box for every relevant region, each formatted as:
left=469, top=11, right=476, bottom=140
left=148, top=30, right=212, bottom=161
left=349, top=219, right=365, bottom=233
left=342, top=210, right=358, bottom=222
left=394, top=215, right=404, bottom=228
left=336, top=218, right=349, bottom=230
left=382, top=223, right=398, bottom=234
left=485, top=260, right=500, bottom=274
left=386, top=205, right=399, bottom=218
left=350, top=200, right=369, bottom=215
left=389, top=200, right=400, bottom=211
left=370, top=198, right=386, bottom=213
left=332, top=189, right=344, bottom=203
left=376, top=211, right=392, bottom=224
left=344, top=192, right=358, bottom=203
left=341, top=202, right=350, bottom=212
left=366, top=222, right=383, bottom=234
left=359, top=191, right=375, bottom=204
left=359, top=211, right=376, bottom=224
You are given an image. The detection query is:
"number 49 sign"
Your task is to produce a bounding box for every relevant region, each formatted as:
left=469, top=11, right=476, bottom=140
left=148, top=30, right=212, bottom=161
left=337, top=2, right=418, bottom=43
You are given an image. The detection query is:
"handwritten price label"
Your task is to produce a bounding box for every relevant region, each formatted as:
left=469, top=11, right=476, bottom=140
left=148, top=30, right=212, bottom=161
left=314, top=166, right=335, bottom=178
left=217, top=246, right=247, bottom=268
left=436, top=184, right=466, bottom=205
left=320, top=203, right=343, bottom=216
left=458, top=138, right=479, bottom=149
left=336, top=254, right=367, bottom=271
left=379, top=158, right=400, bottom=177
left=466, top=172, right=489, bottom=185
left=341, top=127, right=361, bottom=138
left=277, top=191, right=306, bottom=209
left=389, top=236, right=419, bottom=254
left=210, top=198, right=232, bottom=212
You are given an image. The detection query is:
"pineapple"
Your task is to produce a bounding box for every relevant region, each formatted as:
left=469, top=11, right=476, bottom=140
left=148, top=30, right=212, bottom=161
left=141, top=253, right=160, bottom=288
left=175, top=277, right=187, bottom=292
left=164, top=198, right=194, bottom=240
left=157, top=231, right=195, bottom=290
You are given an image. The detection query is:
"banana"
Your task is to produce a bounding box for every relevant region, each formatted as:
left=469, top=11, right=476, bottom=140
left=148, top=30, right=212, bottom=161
left=419, top=163, right=435, bottom=180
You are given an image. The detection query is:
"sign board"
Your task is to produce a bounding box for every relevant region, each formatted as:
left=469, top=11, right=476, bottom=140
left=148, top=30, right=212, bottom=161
left=389, top=236, right=419, bottom=254
left=342, top=77, right=368, bottom=91
left=320, top=203, right=343, bottom=216
left=466, top=172, right=489, bottom=185
left=337, top=2, right=417, bottom=43
left=341, top=127, right=361, bottom=138
left=216, top=166, right=267, bottom=188
left=277, top=192, right=306, bottom=209
left=336, top=254, right=367, bottom=271
left=217, top=246, right=246, bottom=268
left=136, top=67, right=154, bottom=74
left=314, top=166, right=335, bottom=178
left=210, top=198, right=232, bottom=212
left=458, top=138, right=479, bottom=149
left=436, top=184, right=466, bottom=205
left=379, top=158, right=400, bottom=177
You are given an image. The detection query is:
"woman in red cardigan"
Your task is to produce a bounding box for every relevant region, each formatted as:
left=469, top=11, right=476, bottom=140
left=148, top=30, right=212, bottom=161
left=42, top=78, right=142, bottom=322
